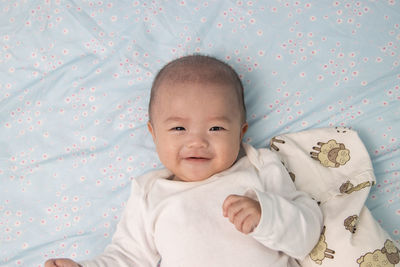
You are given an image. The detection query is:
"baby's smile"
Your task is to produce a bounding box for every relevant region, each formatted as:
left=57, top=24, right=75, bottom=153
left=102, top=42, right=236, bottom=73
left=181, top=148, right=213, bottom=161
left=182, top=151, right=212, bottom=161
left=184, top=156, right=210, bottom=161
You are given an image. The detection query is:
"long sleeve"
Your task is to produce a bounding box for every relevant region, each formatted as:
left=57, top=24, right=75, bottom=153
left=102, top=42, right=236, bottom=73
left=79, top=179, right=160, bottom=267
left=247, top=147, right=323, bottom=260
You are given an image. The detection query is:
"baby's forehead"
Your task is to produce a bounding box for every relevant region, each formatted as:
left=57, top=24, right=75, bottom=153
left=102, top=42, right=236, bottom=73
left=152, top=80, right=242, bottom=118
left=155, top=79, right=237, bottom=99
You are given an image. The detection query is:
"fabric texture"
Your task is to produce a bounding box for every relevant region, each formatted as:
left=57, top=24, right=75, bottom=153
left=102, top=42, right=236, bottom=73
left=1, top=1, right=399, bottom=266
left=270, top=127, right=400, bottom=267
left=79, top=143, right=322, bottom=267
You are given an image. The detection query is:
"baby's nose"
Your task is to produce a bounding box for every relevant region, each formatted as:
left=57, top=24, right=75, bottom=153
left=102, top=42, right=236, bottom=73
left=186, top=132, right=208, bottom=148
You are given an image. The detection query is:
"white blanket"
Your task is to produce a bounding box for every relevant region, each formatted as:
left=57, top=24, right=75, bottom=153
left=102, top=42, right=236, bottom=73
left=270, top=127, right=399, bottom=267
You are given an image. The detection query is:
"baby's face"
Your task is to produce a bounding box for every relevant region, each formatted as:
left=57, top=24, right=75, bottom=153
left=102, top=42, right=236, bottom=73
left=148, top=81, right=248, bottom=182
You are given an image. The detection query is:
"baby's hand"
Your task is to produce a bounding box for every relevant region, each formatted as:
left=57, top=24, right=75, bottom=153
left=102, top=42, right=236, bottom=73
left=45, top=258, right=81, bottom=267
left=222, top=194, right=261, bottom=234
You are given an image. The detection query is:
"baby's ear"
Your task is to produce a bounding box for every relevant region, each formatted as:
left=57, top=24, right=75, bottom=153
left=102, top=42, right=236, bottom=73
left=147, top=121, right=156, bottom=139
left=241, top=122, right=249, bottom=139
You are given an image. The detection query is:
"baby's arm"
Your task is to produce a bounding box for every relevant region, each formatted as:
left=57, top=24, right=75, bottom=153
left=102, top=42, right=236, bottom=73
left=249, top=185, right=322, bottom=259
left=45, top=178, right=159, bottom=267
left=223, top=148, right=323, bottom=260
left=79, top=179, right=159, bottom=267
left=45, top=258, right=81, bottom=267
left=249, top=153, right=323, bottom=260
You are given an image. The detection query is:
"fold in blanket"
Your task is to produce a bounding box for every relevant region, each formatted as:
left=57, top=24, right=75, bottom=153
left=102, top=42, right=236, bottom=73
left=270, top=127, right=399, bottom=267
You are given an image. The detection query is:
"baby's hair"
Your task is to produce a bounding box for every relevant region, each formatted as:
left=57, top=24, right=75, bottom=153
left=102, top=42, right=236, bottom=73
left=148, top=54, right=247, bottom=123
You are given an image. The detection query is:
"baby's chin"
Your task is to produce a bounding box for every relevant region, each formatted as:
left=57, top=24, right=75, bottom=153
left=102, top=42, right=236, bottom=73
left=173, top=171, right=217, bottom=182
left=173, top=175, right=211, bottom=182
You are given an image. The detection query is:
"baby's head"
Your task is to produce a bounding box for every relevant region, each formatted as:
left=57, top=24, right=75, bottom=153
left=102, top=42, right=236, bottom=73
left=148, top=55, right=248, bottom=182
left=149, top=55, right=246, bottom=123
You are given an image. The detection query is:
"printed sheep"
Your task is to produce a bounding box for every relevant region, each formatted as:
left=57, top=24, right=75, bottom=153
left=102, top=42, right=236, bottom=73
left=335, top=126, right=349, bottom=133
left=309, top=226, right=335, bottom=265
left=339, top=181, right=372, bottom=194
left=310, top=139, right=350, bottom=168
left=344, top=215, right=358, bottom=234
left=357, top=239, right=400, bottom=267
left=270, top=137, right=285, bottom=151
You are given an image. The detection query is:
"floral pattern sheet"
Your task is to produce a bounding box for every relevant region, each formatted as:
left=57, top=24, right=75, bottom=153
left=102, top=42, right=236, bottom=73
left=0, top=1, right=399, bottom=266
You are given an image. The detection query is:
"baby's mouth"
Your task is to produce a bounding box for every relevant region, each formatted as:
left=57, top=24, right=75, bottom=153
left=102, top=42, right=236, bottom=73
left=184, top=156, right=210, bottom=161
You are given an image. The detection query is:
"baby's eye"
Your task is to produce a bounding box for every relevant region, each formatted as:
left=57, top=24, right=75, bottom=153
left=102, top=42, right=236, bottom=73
left=171, top=126, right=185, bottom=131
left=209, top=126, right=225, bottom=131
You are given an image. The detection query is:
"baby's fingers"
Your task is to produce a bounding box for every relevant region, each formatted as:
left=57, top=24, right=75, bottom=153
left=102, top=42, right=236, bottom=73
left=230, top=205, right=261, bottom=234
left=45, top=260, right=57, bottom=267
left=232, top=208, right=251, bottom=232
left=241, top=213, right=260, bottom=234
left=45, top=259, right=80, bottom=267
left=222, top=194, right=242, bottom=217
left=222, top=194, right=261, bottom=234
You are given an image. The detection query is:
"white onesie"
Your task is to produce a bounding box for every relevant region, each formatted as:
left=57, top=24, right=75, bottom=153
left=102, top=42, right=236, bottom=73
left=80, top=143, right=322, bottom=267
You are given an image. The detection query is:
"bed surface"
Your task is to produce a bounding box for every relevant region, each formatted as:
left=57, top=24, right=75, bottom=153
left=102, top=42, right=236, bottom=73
left=1, top=1, right=399, bottom=266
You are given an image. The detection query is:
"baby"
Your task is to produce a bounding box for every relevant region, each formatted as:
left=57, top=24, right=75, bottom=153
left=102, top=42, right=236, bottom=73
left=45, top=55, right=322, bottom=267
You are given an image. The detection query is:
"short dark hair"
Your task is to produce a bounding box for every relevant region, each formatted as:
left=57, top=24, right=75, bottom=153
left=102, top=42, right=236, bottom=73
left=148, top=54, right=246, bottom=123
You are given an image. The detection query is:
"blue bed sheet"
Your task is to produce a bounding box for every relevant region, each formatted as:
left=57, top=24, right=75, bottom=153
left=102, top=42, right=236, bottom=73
left=1, top=1, right=399, bottom=266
